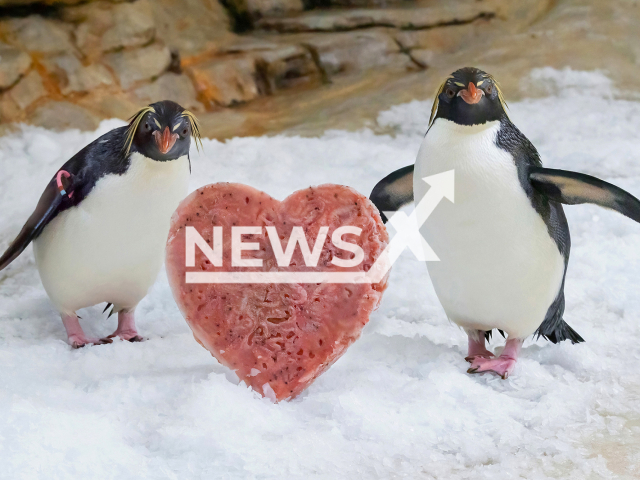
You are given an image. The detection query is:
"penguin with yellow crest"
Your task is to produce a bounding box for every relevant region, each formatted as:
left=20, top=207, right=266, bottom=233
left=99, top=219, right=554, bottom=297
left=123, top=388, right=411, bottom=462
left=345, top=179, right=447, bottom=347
left=371, top=67, right=640, bottom=379
left=0, top=100, right=201, bottom=348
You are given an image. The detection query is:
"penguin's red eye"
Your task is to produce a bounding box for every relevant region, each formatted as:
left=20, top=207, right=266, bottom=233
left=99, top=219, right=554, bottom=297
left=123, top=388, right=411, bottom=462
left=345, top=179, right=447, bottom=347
left=445, top=88, right=455, bottom=99
left=182, top=128, right=188, bottom=135
left=486, top=84, right=493, bottom=94
left=144, top=123, right=150, bottom=130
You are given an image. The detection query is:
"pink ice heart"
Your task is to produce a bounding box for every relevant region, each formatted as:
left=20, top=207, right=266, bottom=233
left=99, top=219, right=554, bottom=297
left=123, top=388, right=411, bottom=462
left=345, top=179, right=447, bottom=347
left=166, top=183, right=388, bottom=401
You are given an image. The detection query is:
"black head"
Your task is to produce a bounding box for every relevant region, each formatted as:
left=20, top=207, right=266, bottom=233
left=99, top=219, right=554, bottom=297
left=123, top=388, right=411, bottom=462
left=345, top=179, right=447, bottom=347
left=429, top=67, right=508, bottom=127
left=124, top=100, right=202, bottom=161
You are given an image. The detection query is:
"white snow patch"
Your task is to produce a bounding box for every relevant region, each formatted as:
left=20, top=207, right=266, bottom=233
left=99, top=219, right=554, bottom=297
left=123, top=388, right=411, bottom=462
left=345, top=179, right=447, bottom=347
left=525, top=67, right=614, bottom=98
left=0, top=69, right=639, bottom=478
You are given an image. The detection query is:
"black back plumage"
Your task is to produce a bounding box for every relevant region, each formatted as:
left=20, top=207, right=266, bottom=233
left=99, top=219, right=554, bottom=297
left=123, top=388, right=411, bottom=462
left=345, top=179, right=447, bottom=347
left=0, top=127, right=131, bottom=271
left=495, top=120, right=584, bottom=344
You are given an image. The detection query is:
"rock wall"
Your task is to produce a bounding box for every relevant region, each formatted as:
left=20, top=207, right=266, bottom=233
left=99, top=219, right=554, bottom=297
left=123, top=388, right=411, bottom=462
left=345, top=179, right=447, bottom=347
left=0, top=0, right=550, bottom=133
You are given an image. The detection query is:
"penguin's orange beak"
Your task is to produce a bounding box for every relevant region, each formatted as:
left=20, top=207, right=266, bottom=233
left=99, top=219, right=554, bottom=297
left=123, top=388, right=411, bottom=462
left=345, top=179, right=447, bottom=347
left=153, top=126, right=179, bottom=154
left=459, top=82, right=484, bottom=105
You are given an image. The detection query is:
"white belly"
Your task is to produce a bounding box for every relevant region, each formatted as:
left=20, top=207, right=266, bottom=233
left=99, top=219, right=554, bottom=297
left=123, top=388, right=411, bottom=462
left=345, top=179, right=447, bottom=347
left=415, top=119, right=565, bottom=338
left=34, top=153, right=190, bottom=314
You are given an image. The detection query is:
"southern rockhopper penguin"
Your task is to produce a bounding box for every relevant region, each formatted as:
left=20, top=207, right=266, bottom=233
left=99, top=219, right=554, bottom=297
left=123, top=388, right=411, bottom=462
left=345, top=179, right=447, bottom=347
left=370, top=67, right=640, bottom=379
left=0, top=100, right=202, bottom=348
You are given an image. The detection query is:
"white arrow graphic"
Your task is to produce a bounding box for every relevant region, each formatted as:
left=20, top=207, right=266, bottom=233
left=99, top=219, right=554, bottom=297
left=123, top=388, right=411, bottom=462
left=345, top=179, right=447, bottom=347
left=185, top=170, right=454, bottom=284
left=363, top=169, right=454, bottom=283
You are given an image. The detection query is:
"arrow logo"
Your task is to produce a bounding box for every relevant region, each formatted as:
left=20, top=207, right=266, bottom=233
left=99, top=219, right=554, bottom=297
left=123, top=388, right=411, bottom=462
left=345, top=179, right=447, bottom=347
left=385, top=170, right=454, bottom=262
left=363, top=169, right=454, bottom=283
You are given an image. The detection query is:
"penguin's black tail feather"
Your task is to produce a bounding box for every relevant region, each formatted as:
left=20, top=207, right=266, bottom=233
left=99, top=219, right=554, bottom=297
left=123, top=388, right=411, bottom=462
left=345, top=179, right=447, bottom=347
left=369, top=165, right=414, bottom=223
left=103, top=303, right=116, bottom=318
left=484, top=329, right=505, bottom=342
left=535, top=288, right=585, bottom=344
left=530, top=167, right=640, bottom=224
left=536, top=321, right=585, bottom=345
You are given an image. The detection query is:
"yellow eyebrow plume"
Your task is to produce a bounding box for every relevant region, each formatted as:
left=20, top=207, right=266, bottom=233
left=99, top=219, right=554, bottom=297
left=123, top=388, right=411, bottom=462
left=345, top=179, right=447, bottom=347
left=182, top=110, right=203, bottom=152
left=123, top=106, right=156, bottom=156
left=429, top=80, right=447, bottom=127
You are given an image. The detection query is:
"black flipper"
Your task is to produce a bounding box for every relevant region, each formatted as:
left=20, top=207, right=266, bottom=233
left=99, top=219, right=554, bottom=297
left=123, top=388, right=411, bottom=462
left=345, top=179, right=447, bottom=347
left=527, top=166, right=640, bottom=344
left=0, top=177, right=70, bottom=270
left=369, top=165, right=414, bottom=223
left=529, top=167, right=640, bottom=223
left=0, top=125, right=131, bottom=272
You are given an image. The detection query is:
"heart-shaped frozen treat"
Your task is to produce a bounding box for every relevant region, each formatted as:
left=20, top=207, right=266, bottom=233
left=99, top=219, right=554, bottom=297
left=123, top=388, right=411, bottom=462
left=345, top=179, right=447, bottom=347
left=166, top=183, right=388, bottom=401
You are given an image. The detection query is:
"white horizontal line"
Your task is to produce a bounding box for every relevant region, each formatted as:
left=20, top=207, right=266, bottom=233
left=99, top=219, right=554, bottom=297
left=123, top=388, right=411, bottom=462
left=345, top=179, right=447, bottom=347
left=185, top=271, right=375, bottom=284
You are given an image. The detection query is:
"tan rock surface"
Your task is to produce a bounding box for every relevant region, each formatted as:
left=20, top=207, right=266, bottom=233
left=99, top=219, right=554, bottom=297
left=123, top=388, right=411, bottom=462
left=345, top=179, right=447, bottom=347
left=42, top=54, right=114, bottom=95
left=0, top=0, right=635, bottom=139
left=0, top=0, right=87, bottom=4
left=187, top=56, right=261, bottom=107
left=286, top=29, right=409, bottom=75
left=28, top=101, right=100, bottom=131
left=149, top=0, right=236, bottom=58
left=133, top=73, right=203, bottom=112
left=256, top=1, right=494, bottom=32
left=326, top=0, right=416, bottom=6
left=393, top=19, right=494, bottom=53
left=0, top=16, right=75, bottom=55
left=0, top=42, right=31, bottom=89
left=0, top=94, right=21, bottom=122
left=76, top=92, right=138, bottom=122
left=246, top=0, right=304, bottom=19
left=104, top=43, right=171, bottom=90
left=255, top=44, right=319, bottom=91
left=191, top=0, right=640, bottom=139
left=7, top=70, right=46, bottom=110
left=63, top=0, right=156, bottom=57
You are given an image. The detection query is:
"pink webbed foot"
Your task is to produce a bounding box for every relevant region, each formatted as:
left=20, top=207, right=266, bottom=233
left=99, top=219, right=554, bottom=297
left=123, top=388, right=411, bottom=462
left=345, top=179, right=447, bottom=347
left=62, top=314, right=113, bottom=349
left=69, top=334, right=113, bottom=349
left=465, top=350, right=494, bottom=363
left=467, top=356, right=517, bottom=379
left=108, top=310, right=144, bottom=343
left=466, top=337, right=523, bottom=379
left=107, top=331, right=144, bottom=342
left=465, top=329, right=495, bottom=363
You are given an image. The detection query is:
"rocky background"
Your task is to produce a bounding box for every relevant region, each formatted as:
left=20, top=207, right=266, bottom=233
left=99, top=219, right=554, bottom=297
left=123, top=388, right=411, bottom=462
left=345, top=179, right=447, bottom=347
left=0, top=0, right=635, bottom=137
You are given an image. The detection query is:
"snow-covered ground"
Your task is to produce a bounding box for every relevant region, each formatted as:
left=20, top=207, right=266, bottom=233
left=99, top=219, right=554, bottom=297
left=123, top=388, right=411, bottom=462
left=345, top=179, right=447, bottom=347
left=1, top=68, right=640, bottom=479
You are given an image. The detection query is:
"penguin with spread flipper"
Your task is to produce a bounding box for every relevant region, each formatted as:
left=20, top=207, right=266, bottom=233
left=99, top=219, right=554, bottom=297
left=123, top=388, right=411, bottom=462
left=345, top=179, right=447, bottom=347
left=370, top=67, right=640, bottom=379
